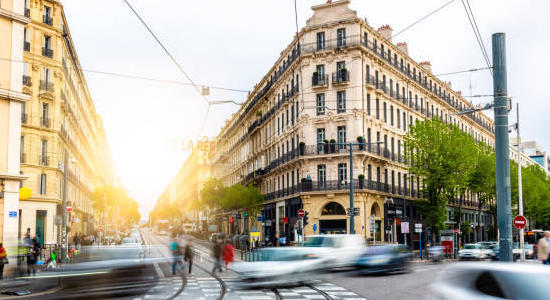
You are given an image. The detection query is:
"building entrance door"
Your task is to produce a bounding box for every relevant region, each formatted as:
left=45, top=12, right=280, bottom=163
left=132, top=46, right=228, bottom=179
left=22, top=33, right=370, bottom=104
left=36, top=210, right=47, bottom=246
left=319, top=219, right=347, bottom=234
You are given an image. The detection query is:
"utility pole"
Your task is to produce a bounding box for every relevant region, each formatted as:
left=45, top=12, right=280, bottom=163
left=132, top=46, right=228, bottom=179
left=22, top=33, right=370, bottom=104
left=492, top=33, right=513, bottom=262
left=516, top=102, right=525, bottom=262
left=61, top=151, right=69, bottom=263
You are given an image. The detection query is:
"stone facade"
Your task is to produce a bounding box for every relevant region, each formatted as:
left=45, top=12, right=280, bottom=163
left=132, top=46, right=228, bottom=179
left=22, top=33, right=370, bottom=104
left=19, top=0, right=114, bottom=246
left=210, top=0, right=498, bottom=244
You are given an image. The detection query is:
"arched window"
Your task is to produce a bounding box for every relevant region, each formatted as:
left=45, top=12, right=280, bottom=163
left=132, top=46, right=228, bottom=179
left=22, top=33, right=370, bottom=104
left=321, top=202, right=346, bottom=216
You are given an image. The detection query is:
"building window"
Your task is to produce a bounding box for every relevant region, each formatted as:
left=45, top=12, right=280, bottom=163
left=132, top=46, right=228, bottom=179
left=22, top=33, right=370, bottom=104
left=39, top=173, right=47, bottom=195
left=383, top=102, right=387, bottom=123
left=367, top=94, right=371, bottom=115
left=390, top=105, right=394, bottom=126
left=317, top=165, right=326, bottom=185
left=316, top=32, right=325, bottom=50
left=337, top=91, right=346, bottom=113
left=41, top=103, right=49, bottom=128
left=24, top=28, right=30, bottom=51
left=317, top=128, right=325, bottom=154
left=43, top=6, right=52, bottom=25
left=396, top=109, right=400, bottom=129
left=337, top=126, right=346, bottom=150
left=316, top=94, right=325, bottom=115
left=20, top=136, right=25, bottom=163
left=375, top=99, right=380, bottom=119
left=338, top=163, right=348, bottom=183
left=337, top=28, right=346, bottom=47
left=42, top=36, right=53, bottom=57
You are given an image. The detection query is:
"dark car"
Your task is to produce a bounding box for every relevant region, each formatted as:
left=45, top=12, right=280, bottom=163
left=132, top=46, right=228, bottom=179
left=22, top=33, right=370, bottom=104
left=355, top=244, right=411, bottom=274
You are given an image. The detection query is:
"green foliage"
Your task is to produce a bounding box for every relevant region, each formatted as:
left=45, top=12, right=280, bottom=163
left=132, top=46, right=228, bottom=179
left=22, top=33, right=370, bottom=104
left=92, top=186, right=141, bottom=226
left=198, top=178, right=264, bottom=217
left=405, top=118, right=492, bottom=238
left=200, top=178, right=225, bottom=209
left=511, top=163, right=550, bottom=229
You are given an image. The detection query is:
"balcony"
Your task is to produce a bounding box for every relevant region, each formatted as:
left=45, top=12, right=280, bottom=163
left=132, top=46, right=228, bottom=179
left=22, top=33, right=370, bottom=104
left=43, top=16, right=53, bottom=26
left=24, top=8, right=30, bottom=18
left=24, top=41, right=30, bottom=52
left=42, top=47, right=53, bottom=58
left=40, top=117, right=51, bottom=128
left=39, top=155, right=49, bottom=166
left=332, top=70, right=349, bottom=85
left=21, top=113, right=27, bottom=124
left=40, top=80, right=54, bottom=92
left=312, top=74, right=328, bottom=88
left=22, top=75, right=31, bottom=87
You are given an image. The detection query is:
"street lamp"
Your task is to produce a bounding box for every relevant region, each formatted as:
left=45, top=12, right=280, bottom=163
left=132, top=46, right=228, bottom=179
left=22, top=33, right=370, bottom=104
left=511, top=102, right=525, bottom=262
left=61, top=153, right=76, bottom=263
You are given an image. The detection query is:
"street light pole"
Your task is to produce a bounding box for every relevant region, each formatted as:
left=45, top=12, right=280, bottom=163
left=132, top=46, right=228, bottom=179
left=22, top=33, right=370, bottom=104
left=349, top=142, right=355, bottom=234
left=492, top=32, right=513, bottom=262
left=516, top=102, right=525, bottom=262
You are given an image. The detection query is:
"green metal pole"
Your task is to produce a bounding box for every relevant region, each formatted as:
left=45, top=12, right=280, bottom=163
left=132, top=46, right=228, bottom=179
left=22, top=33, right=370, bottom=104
left=492, top=33, right=513, bottom=262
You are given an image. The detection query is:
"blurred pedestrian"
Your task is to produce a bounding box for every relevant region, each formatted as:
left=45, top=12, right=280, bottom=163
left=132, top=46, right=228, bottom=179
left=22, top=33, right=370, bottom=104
left=27, top=244, right=37, bottom=276
left=0, top=243, right=8, bottom=280
left=537, top=231, right=550, bottom=265
left=222, top=240, right=234, bottom=271
left=183, top=240, right=193, bottom=274
left=211, top=239, right=223, bottom=273
left=170, top=234, right=182, bottom=275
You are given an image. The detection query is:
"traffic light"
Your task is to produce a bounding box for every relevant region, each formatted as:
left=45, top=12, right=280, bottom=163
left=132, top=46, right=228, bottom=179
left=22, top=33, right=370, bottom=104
left=303, top=211, right=309, bottom=226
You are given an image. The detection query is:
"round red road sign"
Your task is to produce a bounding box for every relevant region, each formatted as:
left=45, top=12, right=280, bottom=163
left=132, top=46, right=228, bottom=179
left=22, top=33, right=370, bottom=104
left=513, top=215, right=527, bottom=229
left=298, top=209, right=305, bottom=218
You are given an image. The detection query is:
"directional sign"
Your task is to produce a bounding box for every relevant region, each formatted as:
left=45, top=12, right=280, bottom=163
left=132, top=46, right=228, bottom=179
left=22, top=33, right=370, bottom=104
left=298, top=209, right=305, bottom=218
left=513, top=215, right=527, bottom=229
left=313, top=224, right=317, bottom=232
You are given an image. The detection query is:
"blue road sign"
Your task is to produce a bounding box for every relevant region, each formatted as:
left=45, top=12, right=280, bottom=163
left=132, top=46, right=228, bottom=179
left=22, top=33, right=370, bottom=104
left=257, top=216, right=265, bottom=222
left=8, top=211, right=17, bottom=218
left=313, top=224, right=317, bottom=232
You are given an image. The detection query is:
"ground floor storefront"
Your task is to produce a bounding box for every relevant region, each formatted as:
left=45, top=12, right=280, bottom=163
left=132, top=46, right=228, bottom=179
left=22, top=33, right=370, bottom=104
left=19, top=200, right=58, bottom=246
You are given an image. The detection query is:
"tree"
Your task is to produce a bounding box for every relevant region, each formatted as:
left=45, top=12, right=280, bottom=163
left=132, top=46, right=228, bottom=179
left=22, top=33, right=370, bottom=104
left=405, top=118, right=483, bottom=241
left=200, top=178, right=226, bottom=209
left=511, top=163, right=550, bottom=229
left=468, top=145, right=496, bottom=241
left=92, top=185, right=141, bottom=228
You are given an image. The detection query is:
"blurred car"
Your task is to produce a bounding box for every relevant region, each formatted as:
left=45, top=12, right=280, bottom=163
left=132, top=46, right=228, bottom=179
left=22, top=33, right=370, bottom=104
left=475, top=241, right=497, bottom=258
left=355, top=244, right=411, bottom=274
left=232, top=248, right=326, bottom=288
left=302, top=235, right=365, bottom=269
left=426, top=263, right=550, bottom=300
left=122, top=237, right=142, bottom=246
left=459, top=244, right=488, bottom=261
left=513, top=243, right=535, bottom=260
left=489, top=244, right=499, bottom=261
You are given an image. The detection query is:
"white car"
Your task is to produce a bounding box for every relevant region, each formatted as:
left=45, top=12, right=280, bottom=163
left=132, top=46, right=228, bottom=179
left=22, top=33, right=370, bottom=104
left=232, top=248, right=326, bottom=288
left=459, top=244, right=488, bottom=260
left=426, top=263, right=550, bottom=300
left=301, top=235, right=365, bottom=269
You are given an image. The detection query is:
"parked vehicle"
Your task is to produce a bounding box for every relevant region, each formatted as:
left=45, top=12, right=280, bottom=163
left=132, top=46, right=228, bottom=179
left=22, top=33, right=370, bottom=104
left=426, top=263, right=550, bottom=300
left=513, top=243, right=535, bottom=260
left=459, top=244, right=488, bottom=261
left=355, top=244, right=411, bottom=274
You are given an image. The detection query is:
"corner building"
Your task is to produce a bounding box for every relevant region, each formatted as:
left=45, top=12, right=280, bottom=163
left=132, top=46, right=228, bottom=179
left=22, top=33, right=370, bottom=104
left=19, top=0, right=115, bottom=246
left=211, top=0, right=495, bottom=243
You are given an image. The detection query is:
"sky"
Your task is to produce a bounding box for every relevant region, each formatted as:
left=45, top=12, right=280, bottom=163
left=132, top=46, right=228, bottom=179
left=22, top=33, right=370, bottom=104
left=61, top=0, right=550, bottom=218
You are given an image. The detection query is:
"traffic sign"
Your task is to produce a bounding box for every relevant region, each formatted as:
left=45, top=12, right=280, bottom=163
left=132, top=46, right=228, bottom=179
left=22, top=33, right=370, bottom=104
left=66, top=206, right=72, bottom=212
left=298, top=209, right=305, bottom=218
left=313, top=224, right=317, bottom=232
left=513, top=215, right=527, bottom=229
left=282, top=217, right=288, bottom=224
left=454, top=228, right=459, bottom=234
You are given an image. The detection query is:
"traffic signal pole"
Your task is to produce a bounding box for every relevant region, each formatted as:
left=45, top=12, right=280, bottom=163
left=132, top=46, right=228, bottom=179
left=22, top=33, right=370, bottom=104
left=492, top=33, right=513, bottom=262
left=516, top=103, right=525, bottom=262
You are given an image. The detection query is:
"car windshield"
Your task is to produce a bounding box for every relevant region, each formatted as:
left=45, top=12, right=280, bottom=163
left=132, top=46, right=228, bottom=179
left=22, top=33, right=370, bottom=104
left=464, top=244, right=477, bottom=249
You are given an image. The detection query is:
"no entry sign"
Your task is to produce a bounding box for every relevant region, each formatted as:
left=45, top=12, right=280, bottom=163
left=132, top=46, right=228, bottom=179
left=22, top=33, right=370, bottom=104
left=298, top=209, right=305, bottom=218
left=513, top=215, right=527, bottom=229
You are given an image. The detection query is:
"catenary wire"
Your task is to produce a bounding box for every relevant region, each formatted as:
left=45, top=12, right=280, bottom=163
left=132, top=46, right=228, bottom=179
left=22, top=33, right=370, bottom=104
left=465, top=0, right=492, bottom=73
left=392, top=0, right=456, bottom=39
left=460, top=0, right=493, bottom=76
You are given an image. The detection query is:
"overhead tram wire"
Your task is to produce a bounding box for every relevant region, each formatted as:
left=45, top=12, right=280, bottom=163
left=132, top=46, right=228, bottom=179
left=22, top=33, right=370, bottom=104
left=122, top=0, right=213, bottom=135
left=465, top=0, right=492, bottom=74
left=460, top=0, right=493, bottom=76
left=391, top=0, right=456, bottom=39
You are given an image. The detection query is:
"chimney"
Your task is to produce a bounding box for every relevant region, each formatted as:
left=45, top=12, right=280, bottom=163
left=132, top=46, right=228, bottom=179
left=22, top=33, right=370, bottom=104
left=445, top=81, right=452, bottom=88
left=377, top=25, right=393, bottom=42
left=396, top=42, right=408, bottom=55
left=419, top=61, right=432, bottom=73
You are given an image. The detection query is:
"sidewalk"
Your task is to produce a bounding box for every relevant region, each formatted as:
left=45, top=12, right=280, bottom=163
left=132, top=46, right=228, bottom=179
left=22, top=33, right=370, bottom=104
left=0, top=276, right=60, bottom=299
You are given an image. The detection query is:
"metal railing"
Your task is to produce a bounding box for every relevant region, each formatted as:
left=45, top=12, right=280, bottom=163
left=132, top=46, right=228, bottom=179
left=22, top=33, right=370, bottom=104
left=332, top=70, right=349, bottom=84
left=40, top=117, right=51, bottom=128
left=312, top=74, right=328, bottom=87
left=43, top=16, right=53, bottom=25
left=22, top=75, right=31, bottom=87
left=42, top=47, right=53, bottom=58
left=39, top=154, right=49, bottom=166
left=40, top=80, right=53, bottom=91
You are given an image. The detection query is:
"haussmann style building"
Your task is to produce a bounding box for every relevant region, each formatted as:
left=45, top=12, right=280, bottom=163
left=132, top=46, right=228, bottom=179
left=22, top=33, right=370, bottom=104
left=18, top=0, right=115, bottom=246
